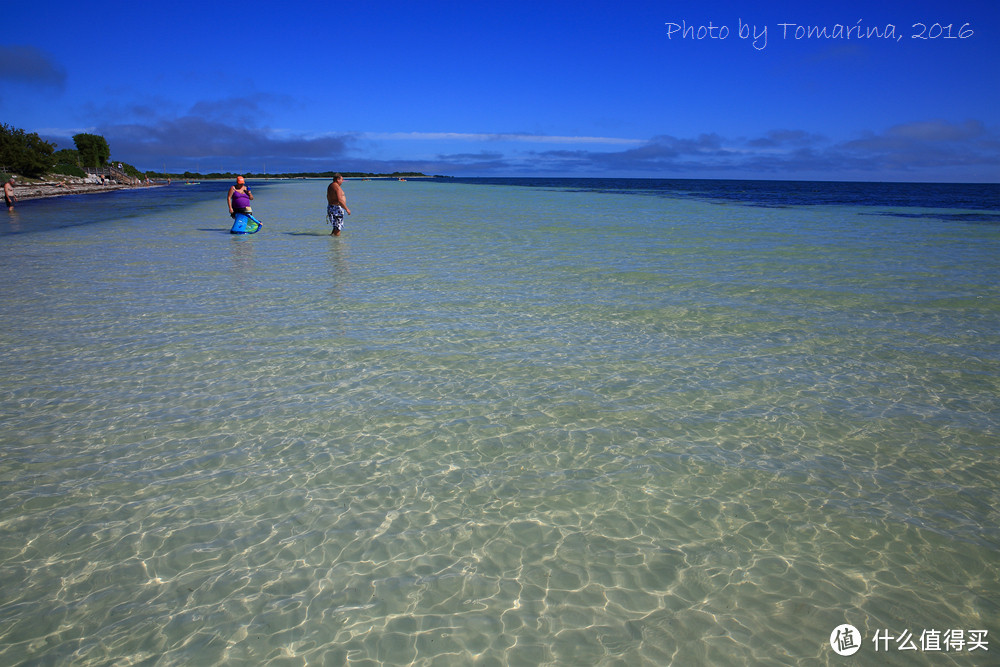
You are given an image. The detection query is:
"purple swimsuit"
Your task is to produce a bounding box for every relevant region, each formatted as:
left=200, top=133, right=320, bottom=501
left=232, top=188, right=251, bottom=210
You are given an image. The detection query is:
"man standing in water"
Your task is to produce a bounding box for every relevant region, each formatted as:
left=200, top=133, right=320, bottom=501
left=4, top=177, right=16, bottom=211
left=326, top=173, right=351, bottom=236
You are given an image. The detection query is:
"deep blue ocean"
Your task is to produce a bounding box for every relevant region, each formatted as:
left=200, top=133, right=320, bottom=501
left=444, top=177, right=1000, bottom=211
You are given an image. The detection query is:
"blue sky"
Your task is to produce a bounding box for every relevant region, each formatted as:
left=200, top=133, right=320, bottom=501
left=3, top=1, right=998, bottom=181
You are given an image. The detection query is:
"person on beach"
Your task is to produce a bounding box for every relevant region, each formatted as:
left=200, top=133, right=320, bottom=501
left=228, top=175, right=253, bottom=218
left=326, top=173, right=351, bottom=236
left=4, top=177, right=16, bottom=211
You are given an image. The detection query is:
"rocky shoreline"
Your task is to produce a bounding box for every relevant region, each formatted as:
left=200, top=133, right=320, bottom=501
left=11, top=176, right=163, bottom=202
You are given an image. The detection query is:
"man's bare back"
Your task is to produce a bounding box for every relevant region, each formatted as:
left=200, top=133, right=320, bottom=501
left=326, top=177, right=350, bottom=214
left=3, top=178, right=15, bottom=211
left=326, top=174, right=351, bottom=235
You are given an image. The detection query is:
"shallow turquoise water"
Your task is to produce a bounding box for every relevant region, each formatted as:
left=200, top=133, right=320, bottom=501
left=1, top=180, right=998, bottom=665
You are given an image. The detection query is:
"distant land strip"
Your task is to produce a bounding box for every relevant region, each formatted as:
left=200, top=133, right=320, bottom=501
left=146, top=171, right=440, bottom=180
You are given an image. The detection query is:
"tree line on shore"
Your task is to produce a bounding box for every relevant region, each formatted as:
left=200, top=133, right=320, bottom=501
left=1, top=123, right=145, bottom=182
left=1, top=122, right=434, bottom=183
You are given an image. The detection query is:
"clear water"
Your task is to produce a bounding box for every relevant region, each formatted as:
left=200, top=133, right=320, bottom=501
left=1, top=179, right=998, bottom=665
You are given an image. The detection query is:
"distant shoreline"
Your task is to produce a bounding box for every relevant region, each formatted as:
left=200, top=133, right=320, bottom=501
left=245, top=176, right=439, bottom=181
left=9, top=172, right=439, bottom=203
left=143, top=171, right=437, bottom=181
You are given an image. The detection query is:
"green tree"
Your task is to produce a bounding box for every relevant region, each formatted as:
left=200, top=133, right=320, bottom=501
left=50, top=148, right=85, bottom=177
left=0, top=123, right=56, bottom=177
left=53, top=148, right=80, bottom=166
left=72, top=132, right=110, bottom=169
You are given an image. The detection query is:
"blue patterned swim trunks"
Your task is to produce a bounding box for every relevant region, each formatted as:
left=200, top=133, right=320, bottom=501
left=327, top=204, right=345, bottom=231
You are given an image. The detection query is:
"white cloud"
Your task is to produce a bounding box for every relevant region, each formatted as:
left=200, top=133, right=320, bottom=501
left=366, top=131, right=644, bottom=145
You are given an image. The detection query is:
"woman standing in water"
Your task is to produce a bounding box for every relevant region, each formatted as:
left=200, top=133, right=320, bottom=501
left=228, top=175, right=253, bottom=218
